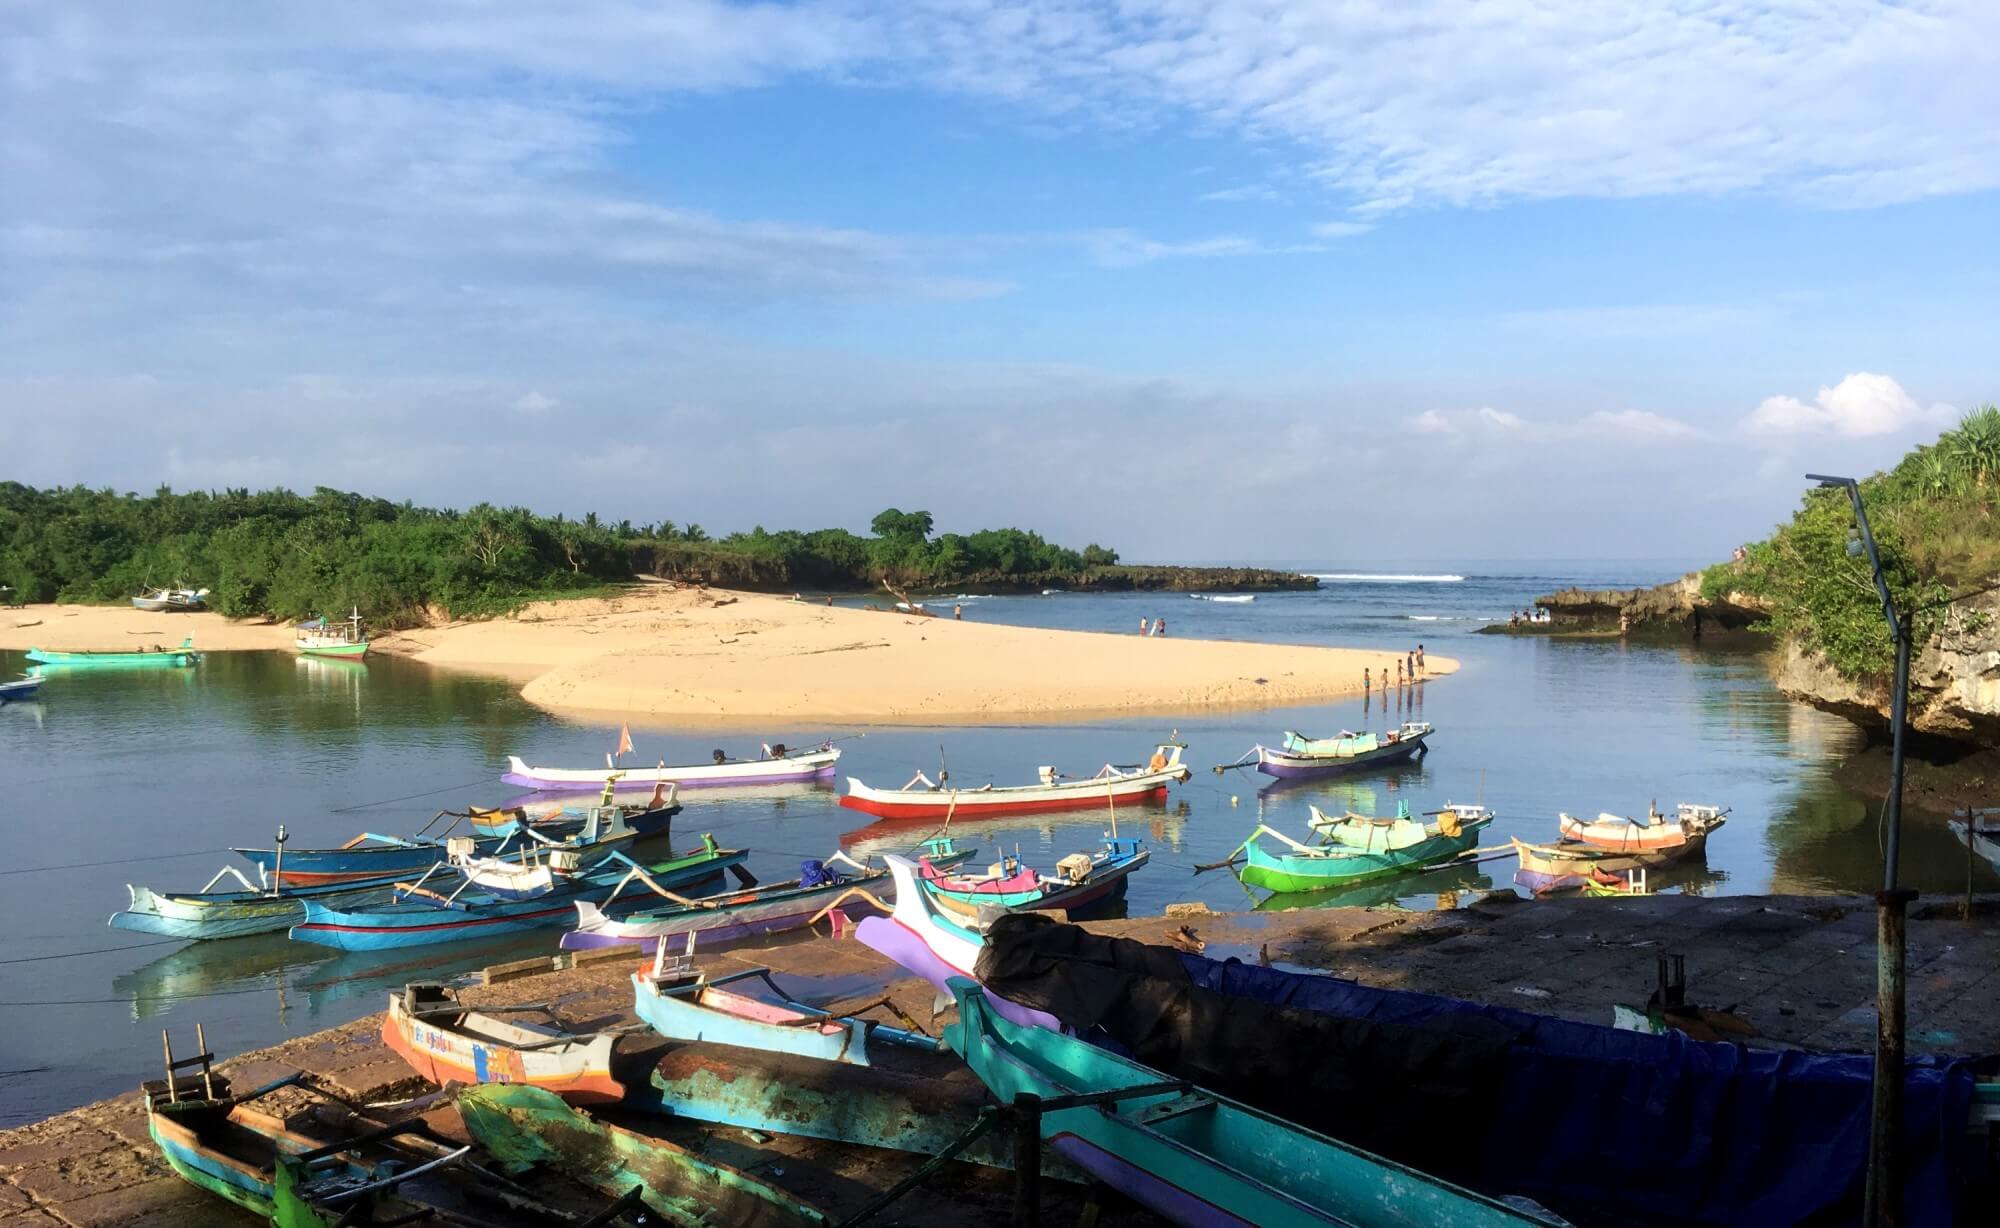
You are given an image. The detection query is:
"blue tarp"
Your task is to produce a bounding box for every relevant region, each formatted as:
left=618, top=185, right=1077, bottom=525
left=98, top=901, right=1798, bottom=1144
left=1183, top=954, right=1983, bottom=1227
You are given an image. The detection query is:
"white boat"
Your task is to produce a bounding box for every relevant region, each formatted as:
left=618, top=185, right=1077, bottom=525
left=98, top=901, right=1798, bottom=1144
left=503, top=744, right=842, bottom=790
left=1190, top=594, right=1256, bottom=603
left=839, top=744, right=1190, bottom=820
left=1950, top=811, right=2000, bottom=873
left=132, top=587, right=209, bottom=612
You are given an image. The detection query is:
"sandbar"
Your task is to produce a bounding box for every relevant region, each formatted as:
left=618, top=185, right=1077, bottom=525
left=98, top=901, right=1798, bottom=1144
left=0, top=587, right=1455, bottom=723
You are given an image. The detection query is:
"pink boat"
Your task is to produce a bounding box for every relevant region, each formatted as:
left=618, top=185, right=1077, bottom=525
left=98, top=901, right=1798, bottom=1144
left=1557, top=803, right=1728, bottom=853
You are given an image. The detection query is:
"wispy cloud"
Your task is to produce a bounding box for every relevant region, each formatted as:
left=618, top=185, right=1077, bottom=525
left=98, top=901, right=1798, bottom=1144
left=1199, top=184, right=1284, bottom=203
left=1309, top=221, right=1374, bottom=238
left=1075, top=229, right=1322, bottom=267
left=1409, top=405, right=1699, bottom=441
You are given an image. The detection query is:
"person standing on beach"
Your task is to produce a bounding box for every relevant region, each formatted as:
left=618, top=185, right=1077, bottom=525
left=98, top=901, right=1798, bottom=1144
left=1416, top=644, right=1425, bottom=673
left=1363, top=667, right=1371, bottom=692
left=1156, top=616, right=1167, bottom=636
left=1406, top=650, right=1415, bottom=681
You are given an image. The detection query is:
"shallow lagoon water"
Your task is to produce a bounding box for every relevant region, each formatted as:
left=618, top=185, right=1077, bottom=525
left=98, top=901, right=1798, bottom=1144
left=3, top=560, right=1992, bottom=1123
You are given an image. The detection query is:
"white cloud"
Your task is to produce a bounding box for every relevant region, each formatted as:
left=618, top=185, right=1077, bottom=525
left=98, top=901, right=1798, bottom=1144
left=1408, top=405, right=1699, bottom=441
left=1309, top=221, right=1374, bottom=238
left=513, top=390, right=559, bottom=414
left=1199, top=184, right=1283, bottom=203
left=1743, top=373, right=1954, bottom=438
left=1076, top=229, right=1324, bottom=267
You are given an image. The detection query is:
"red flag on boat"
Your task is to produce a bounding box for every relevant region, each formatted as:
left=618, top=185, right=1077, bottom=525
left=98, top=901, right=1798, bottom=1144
left=614, top=723, right=634, bottom=758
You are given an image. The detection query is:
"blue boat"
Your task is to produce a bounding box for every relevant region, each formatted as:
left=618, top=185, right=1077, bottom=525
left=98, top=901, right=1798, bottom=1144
left=289, top=839, right=745, bottom=951
left=110, top=863, right=414, bottom=941
left=233, top=800, right=672, bottom=887
left=0, top=674, right=40, bottom=702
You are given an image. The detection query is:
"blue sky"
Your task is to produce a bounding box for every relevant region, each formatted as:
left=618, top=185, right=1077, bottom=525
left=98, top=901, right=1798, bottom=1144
left=4, top=2, right=1998, bottom=562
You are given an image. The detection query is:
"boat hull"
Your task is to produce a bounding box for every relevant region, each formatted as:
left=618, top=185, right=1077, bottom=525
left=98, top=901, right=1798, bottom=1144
left=382, top=990, right=623, bottom=1105
left=25, top=647, right=197, bottom=668
left=110, top=878, right=402, bottom=941
left=946, top=983, right=1550, bottom=1228
left=503, top=748, right=841, bottom=790
left=1256, top=732, right=1430, bottom=779
left=0, top=678, right=39, bottom=701
left=632, top=974, right=871, bottom=1065
left=922, top=851, right=1146, bottom=916
left=841, top=776, right=1178, bottom=821
left=1241, top=818, right=1487, bottom=892
left=560, top=871, right=886, bottom=953
left=296, top=640, right=368, bottom=658
left=289, top=848, right=743, bottom=951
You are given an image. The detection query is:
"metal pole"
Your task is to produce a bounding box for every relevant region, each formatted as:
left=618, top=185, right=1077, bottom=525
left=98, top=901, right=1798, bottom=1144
left=1864, top=612, right=1914, bottom=1228
left=1010, top=1093, right=1042, bottom=1228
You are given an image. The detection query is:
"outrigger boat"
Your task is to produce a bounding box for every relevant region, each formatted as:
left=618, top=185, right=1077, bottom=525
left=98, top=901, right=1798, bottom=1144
left=459, top=1083, right=830, bottom=1227
left=295, top=608, right=369, bottom=659
left=236, top=796, right=671, bottom=887
left=503, top=743, right=842, bottom=790
left=631, top=946, right=924, bottom=1067
left=841, top=743, right=1191, bottom=820
left=289, top=839, right=746, bottom=951
left=0, top=674, right=40, bottom=702
left=1557, top=802, right=1727, bottom=852
left=560, top=850, right=927, bottom=953
left=919, top=836, right=1147, bottom=918
left=462, top=783, right=680, bottom=839
left=1220, top=722, right=1433, bottom=780
left=26, top=638, right=200, bottom=668
left=945, top=981, right=1557, bottom=1228
left=382, top=982, right=625, bottom=1104
left=1236, top=803, right=1492, bottom=893
left=111, top=861, right=415, bottom=941
left=132, top=586, right=208, bottom=612
left=1509, top=837, right=1659, bottom=894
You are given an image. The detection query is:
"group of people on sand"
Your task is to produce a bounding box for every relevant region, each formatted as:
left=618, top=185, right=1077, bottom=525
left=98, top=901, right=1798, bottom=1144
left=1509, top=608, right=1551, bottom=626
left=1139, top=616, right=1168, bottom=636
left=1365, top=644, right=1426, bottom=690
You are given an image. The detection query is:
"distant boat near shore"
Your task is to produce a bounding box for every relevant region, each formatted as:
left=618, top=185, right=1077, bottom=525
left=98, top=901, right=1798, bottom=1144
left=1191, top=593, right=1255, bottom=603
left=26, top=639, right=200, bottom=669
left=504, top=745, right=841, bottom=790
left=294, top=608, right=369, bottom=659
left=131, top=586, right=208, bottom=612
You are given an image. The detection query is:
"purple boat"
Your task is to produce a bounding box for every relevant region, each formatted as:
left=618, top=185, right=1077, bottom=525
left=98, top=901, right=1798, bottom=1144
left=502, top=745, right=841, bottom=791
left=1236, top=721, right=1433, bottom=779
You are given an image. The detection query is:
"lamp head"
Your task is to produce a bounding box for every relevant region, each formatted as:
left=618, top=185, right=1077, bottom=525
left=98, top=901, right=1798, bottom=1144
left=1805, top=473, right=1856, bottom=489
left=1846, top=530, right=1865, bottom=558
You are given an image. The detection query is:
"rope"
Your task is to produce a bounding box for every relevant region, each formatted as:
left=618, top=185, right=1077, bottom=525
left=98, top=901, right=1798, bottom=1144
left=0, top=847, right=224, bottom=877
left=331, top=776, right=498, bottom=814
left=0, top=938, right=183, bottom=965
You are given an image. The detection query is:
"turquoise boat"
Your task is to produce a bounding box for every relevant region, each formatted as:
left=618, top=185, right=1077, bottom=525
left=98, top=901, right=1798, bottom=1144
left=27, top=637, right=200, bottom=668
left=1237, top=802, right=1492, bottom=893
left=944, top=980, right=1556, bottom=1227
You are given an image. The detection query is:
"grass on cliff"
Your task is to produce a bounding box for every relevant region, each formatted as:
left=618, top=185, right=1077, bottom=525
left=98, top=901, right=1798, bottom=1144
left=1704, top=404, right=2000, bottom=683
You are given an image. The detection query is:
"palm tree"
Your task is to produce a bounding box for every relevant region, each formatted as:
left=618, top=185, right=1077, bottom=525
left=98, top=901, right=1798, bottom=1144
left=1946, top=404, right=2000, bottom=488
left=683, top=523, right=708, bottom=543
left=1912, top=449, right=1959, bottom=499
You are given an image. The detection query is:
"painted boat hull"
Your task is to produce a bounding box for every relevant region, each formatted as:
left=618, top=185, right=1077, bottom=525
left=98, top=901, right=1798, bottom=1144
left=110, top=876, right=405, bottom=941
left=1241, top=817, right=1489, bottom=892
left=560, top=870, right=888, bottom=952
left=382, top=986, right=623, bottom=1104
left=503, top=748, right=841, bottom=790
left=289, top=846, right=744, bottom=950
left=457, top=1083, right=830, bottom=1226
left=841, top=771, right=1184, bottom=821
left=632, top=974, right=871, bottom=1065
left=25, top=647, right=198, bottom=668
left=1256, top=731, right=1430, bottom=779
left=1949, top=820, right=2000, bottom=873
left=296, top=640, right=368, bottom=658
left=0, top=677, right=39, bottom=701
left=922, top=849, right=1147, bottom=916
left=945, top=983, right=1553, bottom=1228
left=235, top=804, right=671, bottom=886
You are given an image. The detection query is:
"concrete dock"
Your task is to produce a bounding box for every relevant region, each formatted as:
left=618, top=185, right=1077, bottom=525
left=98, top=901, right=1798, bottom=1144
left=4, top=892, right=1997, bottom=1226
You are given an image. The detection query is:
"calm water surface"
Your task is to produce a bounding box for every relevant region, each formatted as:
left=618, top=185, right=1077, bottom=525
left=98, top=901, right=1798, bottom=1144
left=3, top=560, right=1991, bottom=1123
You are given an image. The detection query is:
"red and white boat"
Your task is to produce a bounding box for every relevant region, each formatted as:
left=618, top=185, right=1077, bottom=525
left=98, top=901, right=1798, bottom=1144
left=839, top=744, right=1190, bottom=821
left=1558, top=803, right=1728, bottom=853
left=381, top=982, right=623, bottom=1104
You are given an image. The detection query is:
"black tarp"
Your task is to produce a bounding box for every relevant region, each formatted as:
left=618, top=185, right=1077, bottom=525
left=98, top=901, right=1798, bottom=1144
left=974, top=913, right=1985, bottom=1227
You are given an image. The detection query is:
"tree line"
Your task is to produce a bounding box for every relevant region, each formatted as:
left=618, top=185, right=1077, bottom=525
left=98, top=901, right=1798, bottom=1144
left=0, top=485, right=1119, bottom=625
left=1705, top=404, right=2000, bottom=681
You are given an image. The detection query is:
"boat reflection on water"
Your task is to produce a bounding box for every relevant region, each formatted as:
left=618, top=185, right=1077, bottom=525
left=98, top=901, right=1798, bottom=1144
left=111, top=931, right=577, bottom=1023
left=1512, top=854, right=1730, bottom=899
left=1252, top=763, right=1433, bottom=816
left=1248, top=862, right=1497, bottom=913
left=839, top=799, right=1187, bottom=863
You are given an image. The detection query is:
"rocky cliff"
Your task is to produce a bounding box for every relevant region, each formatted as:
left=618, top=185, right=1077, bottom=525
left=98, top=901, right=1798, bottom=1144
left=1771, top=593, right=2000, bottom=745
left=1530, top=572, right=1771, bottom=634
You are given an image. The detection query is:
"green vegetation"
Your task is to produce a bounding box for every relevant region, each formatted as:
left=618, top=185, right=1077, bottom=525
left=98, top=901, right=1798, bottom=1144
left=0, top=484, right=1137, bottom=625
left=1703, top=404, right=2000, bottom=681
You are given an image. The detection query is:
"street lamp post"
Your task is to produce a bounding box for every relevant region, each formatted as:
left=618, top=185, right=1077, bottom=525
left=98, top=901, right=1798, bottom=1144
left=1807, top=474, right=1915, bottom=1228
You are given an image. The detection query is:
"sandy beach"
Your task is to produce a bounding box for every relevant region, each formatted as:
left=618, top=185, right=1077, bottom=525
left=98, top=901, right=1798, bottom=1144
left=1, top=587, right=1455, bottom=722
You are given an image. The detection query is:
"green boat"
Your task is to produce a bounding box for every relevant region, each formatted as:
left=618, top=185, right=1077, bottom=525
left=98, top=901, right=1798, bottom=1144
left=458, top=1083, right=829, bottom=1227
left=295, top=609, right=369, bottom=659
left=944, top=980, right=1556, bottom=1227
left=27, top=637, right=200, bottom=668
left=1237, top=802, right=1493, bottom=893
